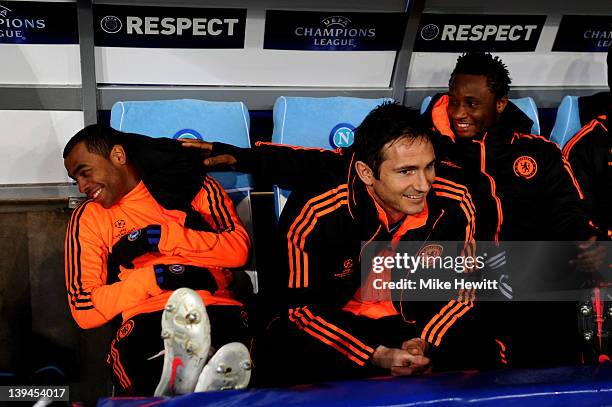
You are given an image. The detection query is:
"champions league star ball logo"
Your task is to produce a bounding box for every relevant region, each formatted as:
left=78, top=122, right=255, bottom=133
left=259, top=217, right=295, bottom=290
left=420, top=23, right=440, bottom=41
left=0, top=5, right=11, bottom=18
left=321, top=16, right=351, bottom=28
left=100, top=15, right=122, bottom=34
left=169, top=265, right=185, bottom=275
left=329, top=123, right=355, bottom=148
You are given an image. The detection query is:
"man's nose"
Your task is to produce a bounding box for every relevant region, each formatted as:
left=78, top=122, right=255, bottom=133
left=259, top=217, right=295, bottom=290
left=415, top=171, right=431, bottom=193
left=77, top=179, right=86, bottom=194
left=449, top=104, right=467, bottom=119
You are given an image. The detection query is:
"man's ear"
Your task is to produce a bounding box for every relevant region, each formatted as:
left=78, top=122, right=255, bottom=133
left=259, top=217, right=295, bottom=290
left=110, top=145, right=127, bottom=165
left=355, top=160, right=375, bottom=186
left=496, top=95, right=509, bottom=114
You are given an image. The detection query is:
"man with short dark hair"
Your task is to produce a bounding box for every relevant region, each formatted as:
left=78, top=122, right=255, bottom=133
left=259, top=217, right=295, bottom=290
left=184, top=103, right=496, bottom=385
left=426, top=52, right=594, bottom=241
left=63, top=124, right=252, bottom=395
left=422, top=52, right=600, bottom=368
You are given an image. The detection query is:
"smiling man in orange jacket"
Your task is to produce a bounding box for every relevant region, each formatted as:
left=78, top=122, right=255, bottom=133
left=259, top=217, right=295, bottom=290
left=63, top=124, right=251, bottom=395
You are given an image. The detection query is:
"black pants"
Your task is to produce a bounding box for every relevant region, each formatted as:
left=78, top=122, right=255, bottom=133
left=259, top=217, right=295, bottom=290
left=107, top=305, right=250, bottom=396
left=483, top=301, right=582, bottom=368
left=255, top=312, right=418, bottom=387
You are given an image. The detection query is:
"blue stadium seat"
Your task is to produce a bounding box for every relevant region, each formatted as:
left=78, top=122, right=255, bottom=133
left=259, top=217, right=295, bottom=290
left=271, top=96, right=391, bottom=218
left=550, top=95, right=581, bottom=149
left=420, top=96, right=541, bottom=135
left=110, top=99, right=257, bottom=288
left=419, top=96, right=433, bottom=114
left=511, top=97, right=541, bottom=135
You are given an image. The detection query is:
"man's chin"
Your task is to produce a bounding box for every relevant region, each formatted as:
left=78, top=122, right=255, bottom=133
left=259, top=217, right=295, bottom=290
left=454, top=130, right=478, bottom=139
left=404, top=204, right=425, bottom=216
left=452, top=125, right=482, bottom=139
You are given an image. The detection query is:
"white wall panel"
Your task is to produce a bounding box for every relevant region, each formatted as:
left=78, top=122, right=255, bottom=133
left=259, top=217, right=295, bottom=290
left=0, top=44, right=81, bottom=85
left=0, top=110, right=83, bottom=184
left=96, top=48, right=396, bottom=87
left=406, top=52, right=608, bottom=88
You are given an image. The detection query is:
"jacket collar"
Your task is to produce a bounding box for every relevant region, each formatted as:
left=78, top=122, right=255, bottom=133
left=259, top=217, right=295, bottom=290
left=117, top=180, right=148, bottom=205
left=430, top=95, right=455, bottom=142
left=491, top=99, right=534, bottom=143
left=599, top=113, right=609, bottom=131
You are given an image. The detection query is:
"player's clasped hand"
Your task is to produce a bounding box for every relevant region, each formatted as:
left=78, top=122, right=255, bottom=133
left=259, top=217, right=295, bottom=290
left=371, top=338, right=431, bottom=377
left=111, top=225, right=162, bottom=268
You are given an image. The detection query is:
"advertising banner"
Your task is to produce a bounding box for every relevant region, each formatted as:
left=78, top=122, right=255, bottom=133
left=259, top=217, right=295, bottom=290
left=264, top=10, right=407, bottom=51
left=414, top=14, right=546, bottom=52
left=552, top=15, right=612, bottom=52
left=94, top=5, right=246, bottom=49
left=0, top=1, right=78, bottom=44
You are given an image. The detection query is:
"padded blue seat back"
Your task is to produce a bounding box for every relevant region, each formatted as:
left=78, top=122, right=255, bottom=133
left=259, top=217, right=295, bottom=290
left=550, top=95, right=581, bottom=149
left=271, top=96, right=391, bottom=218
left=419, top=96, right=433, bottom=114
left=511, top=97, right=541, bottom=135
left=110, top=99, right=253, bottom=194
left=419, top=96, right=541, bottom=135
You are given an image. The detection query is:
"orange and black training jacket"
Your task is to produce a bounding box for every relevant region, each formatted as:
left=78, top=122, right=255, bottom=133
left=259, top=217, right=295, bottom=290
left=65, top=132, right=251, bottom=330
left=66, top=178, right=249, bottom=329
left=212, top=141, right=488, bottom=368
left=562, top=115, right=611, bottom=236
left=280, top=175, right=479, bottom=367
left=424, top=93, right=595, bottom=241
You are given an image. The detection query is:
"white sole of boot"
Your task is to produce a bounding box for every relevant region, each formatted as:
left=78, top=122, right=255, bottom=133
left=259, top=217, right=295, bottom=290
left=195, top=342, right=252, bottom=392
left=154, top=288, right=211, bottom=396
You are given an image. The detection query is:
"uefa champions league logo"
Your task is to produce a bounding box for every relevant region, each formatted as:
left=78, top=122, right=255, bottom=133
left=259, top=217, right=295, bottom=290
left=294, top=15, right=375, bottom=48
left=100, top=15, right=122, bottom=34
left=420, top=24, right=440, bottom=40
left=329, top=123, right=355, bottom=148
left=0, top=5, right=11, bottom=18
left=321, top=16, right=351, bottom=28
left=169, top=265, right=185, bottom=275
